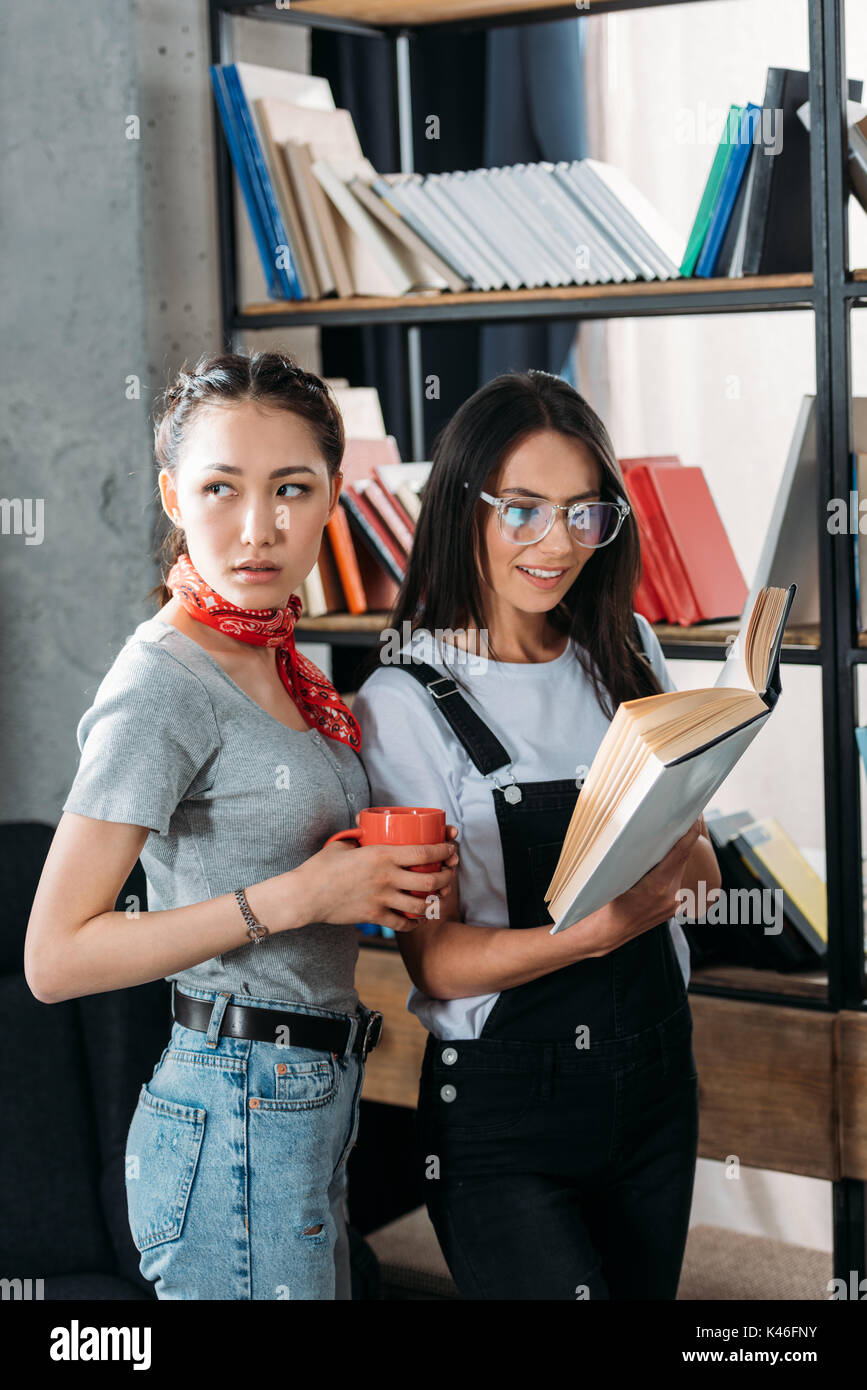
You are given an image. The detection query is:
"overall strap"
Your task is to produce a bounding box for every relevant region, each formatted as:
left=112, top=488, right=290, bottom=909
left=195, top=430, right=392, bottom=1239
left=388, top=658, right=513, bottom=775
left=387, top=618, right=649, bottom=776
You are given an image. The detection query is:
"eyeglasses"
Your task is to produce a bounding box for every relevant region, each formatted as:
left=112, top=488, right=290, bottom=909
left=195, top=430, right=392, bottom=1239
left=465, top=484, right=631, bottom=549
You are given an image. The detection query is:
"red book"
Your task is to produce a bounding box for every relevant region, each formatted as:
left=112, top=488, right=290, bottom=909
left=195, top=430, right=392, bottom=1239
left=338, top=437, right=409, bottom=595
left=626, top=465, right=699, bottom=624
left=642, top=465, right=747, bottom=623
left=343, top=486, right=406, bottom=579
left=372, top=465, right=417, bottom=535
left=317, top=531, right=346, bottom=612
left=355, top=545, right=399, bottom=612
left=362, top=478, right=413, bottom=556
left=326, top=508, right=367, bottom=614
left=620, top=457, right=682, bottom=623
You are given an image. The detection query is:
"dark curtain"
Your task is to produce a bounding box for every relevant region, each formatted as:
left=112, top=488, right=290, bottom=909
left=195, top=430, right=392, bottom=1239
left=481, top=20, right=588, bottom=385
left=312, top=16, right=587, bottom=458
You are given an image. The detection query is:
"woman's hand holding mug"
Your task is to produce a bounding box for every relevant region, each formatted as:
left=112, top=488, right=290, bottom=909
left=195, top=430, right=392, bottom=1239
left=298, top=806, right=460, bottom=933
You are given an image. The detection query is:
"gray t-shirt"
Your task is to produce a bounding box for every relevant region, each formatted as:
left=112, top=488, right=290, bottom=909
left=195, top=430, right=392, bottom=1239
left=62, top=617, right=370, bottom=1013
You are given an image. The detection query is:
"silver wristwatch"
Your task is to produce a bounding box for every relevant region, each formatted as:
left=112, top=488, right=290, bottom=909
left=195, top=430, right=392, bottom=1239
left=234, top=887, right=270, bottom=944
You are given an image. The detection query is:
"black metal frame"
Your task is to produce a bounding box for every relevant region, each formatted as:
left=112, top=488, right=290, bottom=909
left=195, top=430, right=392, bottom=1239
left=207, top=0, right=866, bottom=1278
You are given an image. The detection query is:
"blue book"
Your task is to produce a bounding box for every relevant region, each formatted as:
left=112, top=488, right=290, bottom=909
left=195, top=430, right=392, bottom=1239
left=856, top=727, right=867, bottom=776
left=209, top=65, right=281, bottom=299
left=223, top=64, right=302, bottom=300
left=696, top=104, right=761, bottom=278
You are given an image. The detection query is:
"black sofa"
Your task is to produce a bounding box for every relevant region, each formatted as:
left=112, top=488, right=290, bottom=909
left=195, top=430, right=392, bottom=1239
left=0, top=821, right=378, bottom=1299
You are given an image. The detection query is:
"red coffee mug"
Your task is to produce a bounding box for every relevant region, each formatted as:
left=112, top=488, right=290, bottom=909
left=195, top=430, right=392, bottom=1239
left=324, top=806, right=447, bottom=916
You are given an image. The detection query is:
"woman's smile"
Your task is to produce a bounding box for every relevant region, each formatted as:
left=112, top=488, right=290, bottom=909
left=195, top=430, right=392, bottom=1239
left=514, top=562, right=571, bottom=589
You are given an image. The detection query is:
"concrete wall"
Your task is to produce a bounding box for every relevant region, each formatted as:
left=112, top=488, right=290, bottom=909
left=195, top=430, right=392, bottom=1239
left=1, top=1, right=155, bottom=823
left=1, top=3, right=316, bottom=824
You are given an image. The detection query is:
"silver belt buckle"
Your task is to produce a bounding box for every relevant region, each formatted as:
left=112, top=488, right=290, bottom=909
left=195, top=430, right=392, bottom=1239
left=360, top=1009, right=383, bottom=1057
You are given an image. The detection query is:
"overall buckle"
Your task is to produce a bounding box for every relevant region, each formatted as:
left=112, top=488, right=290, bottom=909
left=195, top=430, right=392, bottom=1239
left=426, top=676, right=458, bottom=700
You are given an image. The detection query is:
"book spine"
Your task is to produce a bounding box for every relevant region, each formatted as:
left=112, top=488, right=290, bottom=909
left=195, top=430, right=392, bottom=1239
left=730, top=834, right=827, bottom=959
left=362, top=479, right=414, bottom=553
left=326, top=509, right=367, bottom=614
left=638, top=472, right=702, bottom=625
left=742, top=69, right=785, bottom=275
left=696, top=105, right=759, bottom=278
left=680, top=110, right=739, bottom=276
left=209, top=66, right=282, bottom=299
left=624, top=469, right=689, bottom=623
left=378, top=176, right=480, bottom=287
left=223, top=65, right=299, bottom=300
left=372, top=467, right=417, bottom=535
left=340, top=494, right=405, bottom=585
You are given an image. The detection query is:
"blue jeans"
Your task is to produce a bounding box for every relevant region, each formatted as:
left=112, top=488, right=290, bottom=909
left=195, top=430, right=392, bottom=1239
left=124, top=985, right=365, bottom=1300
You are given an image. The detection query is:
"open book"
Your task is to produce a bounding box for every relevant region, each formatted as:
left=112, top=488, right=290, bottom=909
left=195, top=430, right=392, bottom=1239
left=545, top=583, right=797, bottom=933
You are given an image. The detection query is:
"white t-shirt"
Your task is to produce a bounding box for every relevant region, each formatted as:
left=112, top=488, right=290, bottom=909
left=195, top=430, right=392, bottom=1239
left=351, top=613, right=691, bottom=1041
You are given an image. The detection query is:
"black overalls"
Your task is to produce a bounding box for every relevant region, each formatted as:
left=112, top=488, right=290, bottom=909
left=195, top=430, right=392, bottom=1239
left=394, top=653, right=700, bottom=1301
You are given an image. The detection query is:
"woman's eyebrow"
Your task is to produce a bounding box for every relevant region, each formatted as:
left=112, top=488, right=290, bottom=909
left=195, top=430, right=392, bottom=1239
left=501, top=486, right=600, bottom=502
left=198, top=463, right=318, bottom=479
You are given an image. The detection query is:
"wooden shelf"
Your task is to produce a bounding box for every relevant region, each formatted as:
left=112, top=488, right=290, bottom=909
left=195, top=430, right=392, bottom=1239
left=237, top=273, right=815, bottom=329
left=289, top=0, right=706, bottom=27
left=298, top=613, right=820, bottom=640
left=297, top=612, right=821, bottom=662
left=654, top=619, right=819, bottom=648
left=297, top=612, right=391, bottom=634
left=690, top=963, right=828, bottom=1003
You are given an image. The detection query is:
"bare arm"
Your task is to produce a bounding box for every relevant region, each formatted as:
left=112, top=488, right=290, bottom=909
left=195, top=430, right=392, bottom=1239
left=397, top=819, right=703, bottom=1001
left=25, top=812, right=457, bottom=1005
left=24, top=812, right=321, bottom=1004
left=677, top=814, right=721, bottom=900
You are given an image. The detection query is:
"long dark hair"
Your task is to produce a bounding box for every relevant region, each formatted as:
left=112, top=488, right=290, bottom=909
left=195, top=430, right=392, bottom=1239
left=358, top=369, right=661, bottom=719
left=148, top=349, right=344, bottom=610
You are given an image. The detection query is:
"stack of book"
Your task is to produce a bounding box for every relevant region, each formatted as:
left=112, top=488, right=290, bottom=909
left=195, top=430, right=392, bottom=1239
left=296, top=384, right=431, bottom=618
left=682, top=66, right=863, bottom=278
left=681, top=808, right=828, bottom=973
left=209, top=60, right=682, bottom=300
left=369, top=160, right=682, bottom=290
left=620, top=456, right=748, bottom=626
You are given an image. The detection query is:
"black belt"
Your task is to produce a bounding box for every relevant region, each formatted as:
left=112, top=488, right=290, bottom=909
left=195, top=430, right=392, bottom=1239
left=172, top=989, right=383, bottom=1058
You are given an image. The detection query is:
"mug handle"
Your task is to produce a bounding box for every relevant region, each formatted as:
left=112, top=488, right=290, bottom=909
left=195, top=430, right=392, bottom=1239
left=323, top=827, right=363, bottom=848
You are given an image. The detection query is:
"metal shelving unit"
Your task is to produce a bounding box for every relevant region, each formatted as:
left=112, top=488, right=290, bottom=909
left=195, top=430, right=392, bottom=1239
left=208, top=0, right=867, bottom=1277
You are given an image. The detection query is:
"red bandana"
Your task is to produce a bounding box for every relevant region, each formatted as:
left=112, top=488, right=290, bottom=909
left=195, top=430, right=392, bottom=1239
left=165, top=551, right=361, bottom=752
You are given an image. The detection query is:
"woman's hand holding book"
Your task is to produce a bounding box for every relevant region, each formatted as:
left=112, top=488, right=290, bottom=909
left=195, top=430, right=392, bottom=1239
left=568, top=818, right=702, bottom=960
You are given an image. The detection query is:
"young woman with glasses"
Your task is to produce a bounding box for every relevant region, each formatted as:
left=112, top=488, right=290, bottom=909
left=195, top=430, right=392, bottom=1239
left=352, top=369, right=720, bottom=1301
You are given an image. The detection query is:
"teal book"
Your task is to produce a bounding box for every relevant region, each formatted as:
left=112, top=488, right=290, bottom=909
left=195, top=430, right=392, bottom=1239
left=680, top=103, right=742, bottom=277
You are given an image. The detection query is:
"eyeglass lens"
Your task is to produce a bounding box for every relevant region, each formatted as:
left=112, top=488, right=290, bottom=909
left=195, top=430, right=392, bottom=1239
left=500, top=499, right=621, bottom=547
